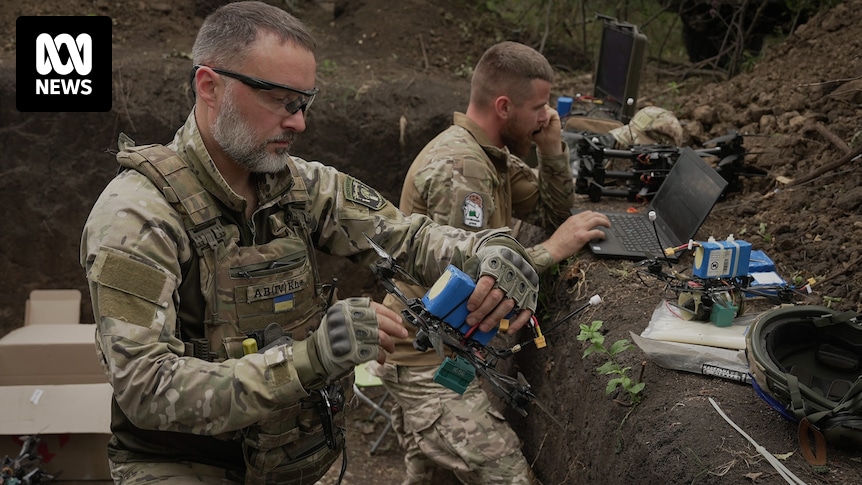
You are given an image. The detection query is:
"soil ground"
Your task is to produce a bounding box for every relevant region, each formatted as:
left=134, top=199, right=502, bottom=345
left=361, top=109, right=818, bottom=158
left=2, top=1, right=862, bottom=484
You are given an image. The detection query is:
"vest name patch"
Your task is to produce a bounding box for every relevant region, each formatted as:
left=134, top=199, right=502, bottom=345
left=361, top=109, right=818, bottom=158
left=247, top=278, right=307, bottom=303
left=344, top=176, right=386, bottom=210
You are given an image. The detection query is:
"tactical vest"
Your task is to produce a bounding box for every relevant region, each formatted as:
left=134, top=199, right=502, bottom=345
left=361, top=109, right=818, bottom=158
left=116, top=142, right=347, bottom=483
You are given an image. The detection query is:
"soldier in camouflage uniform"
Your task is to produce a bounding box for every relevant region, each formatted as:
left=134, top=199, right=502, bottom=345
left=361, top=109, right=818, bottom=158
left=79, top=3, right=541, bottom=484
left=563, top=105, right=684, bottom=148
left=607, top=106, right=684, bottom=148
left=372, top=42, right=611, bottom=485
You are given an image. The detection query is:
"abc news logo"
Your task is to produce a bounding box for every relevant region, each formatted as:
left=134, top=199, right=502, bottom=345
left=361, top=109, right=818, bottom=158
left=17, top=16, right=112, bottom=112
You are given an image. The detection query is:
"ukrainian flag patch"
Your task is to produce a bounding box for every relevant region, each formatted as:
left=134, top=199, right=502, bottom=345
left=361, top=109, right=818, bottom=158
left=274, top=293, right=295, bottom=312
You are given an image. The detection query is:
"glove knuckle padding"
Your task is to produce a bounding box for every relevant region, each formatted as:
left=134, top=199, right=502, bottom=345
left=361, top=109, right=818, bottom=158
left=476, top=245, right=539, bottom=313
left=325, top=309, right=351, bottom=357
left=317, top=297, right=379, bottom=377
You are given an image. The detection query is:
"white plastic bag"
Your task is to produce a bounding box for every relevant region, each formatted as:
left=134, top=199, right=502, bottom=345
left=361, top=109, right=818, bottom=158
left=639, top=299, right=756, bottom=350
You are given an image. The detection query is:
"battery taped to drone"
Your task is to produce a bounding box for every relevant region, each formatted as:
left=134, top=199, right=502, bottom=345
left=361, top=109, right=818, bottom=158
left=422, top=265, right=498, bottom=345
left=693, top=238, right=752, bottom=279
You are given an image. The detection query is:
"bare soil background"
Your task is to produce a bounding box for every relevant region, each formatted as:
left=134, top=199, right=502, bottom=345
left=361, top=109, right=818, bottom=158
left=1, top=1, right=861, bottom=484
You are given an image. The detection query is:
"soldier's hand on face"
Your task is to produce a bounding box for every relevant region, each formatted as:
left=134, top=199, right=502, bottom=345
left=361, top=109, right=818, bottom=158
left=532, top=105, right=563, bottom=157
left=543, top=211, right=611, bottom=263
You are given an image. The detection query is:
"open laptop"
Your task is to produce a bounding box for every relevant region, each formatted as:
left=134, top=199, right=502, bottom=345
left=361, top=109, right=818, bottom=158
left=579, top=147, right=728, bottom=261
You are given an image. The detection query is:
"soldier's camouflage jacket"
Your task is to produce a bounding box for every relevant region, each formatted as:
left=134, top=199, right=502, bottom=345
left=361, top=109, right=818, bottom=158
left=79, top=112, right=515, bottom=472
left=386, top=112, right=574, bottom=366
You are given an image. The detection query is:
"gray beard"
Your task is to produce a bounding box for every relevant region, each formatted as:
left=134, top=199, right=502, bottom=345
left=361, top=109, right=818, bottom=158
left=212, top=92, right=293, bottom=174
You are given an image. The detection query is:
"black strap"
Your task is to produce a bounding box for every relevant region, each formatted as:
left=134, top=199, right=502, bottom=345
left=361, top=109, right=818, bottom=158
left=813, top=310, right=862, bottom=328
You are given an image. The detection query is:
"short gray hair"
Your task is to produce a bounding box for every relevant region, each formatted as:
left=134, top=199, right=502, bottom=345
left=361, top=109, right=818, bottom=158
left=192, top=1, right=316, bottom=69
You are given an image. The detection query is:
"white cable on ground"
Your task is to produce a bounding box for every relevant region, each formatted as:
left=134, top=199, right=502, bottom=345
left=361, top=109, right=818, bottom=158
left=708, top=397, right=807, bottom=485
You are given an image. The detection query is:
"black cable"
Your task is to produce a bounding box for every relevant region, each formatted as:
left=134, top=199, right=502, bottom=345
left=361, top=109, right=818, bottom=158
left=542, top=301, right=594, bottom=337
left=326, top=277, right=338, bottom=308
left=499, top=298, right=599, bottom=356
left=337, top=442, right=347, bottom=484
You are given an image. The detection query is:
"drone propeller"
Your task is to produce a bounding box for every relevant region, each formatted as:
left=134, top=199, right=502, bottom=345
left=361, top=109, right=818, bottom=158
left=703, top=131, right=743, bottom=147
left=364, top=233, right=393, bottom=262
left=363, top=233, right=421, bottom=286
left=717, top=154, right=741, bottom=167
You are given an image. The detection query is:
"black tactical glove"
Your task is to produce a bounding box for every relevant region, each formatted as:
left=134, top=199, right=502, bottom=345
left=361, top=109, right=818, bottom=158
left=294, top=297, right=379, bottom=389
left=464, top=235, right=539, bottom=314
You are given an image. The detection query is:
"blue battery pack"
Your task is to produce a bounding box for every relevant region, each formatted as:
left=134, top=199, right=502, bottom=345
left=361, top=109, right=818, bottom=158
left=422, top=265, right=498, bottom=345
left=743, top=249, right=786, bottom=297
left=693, top=237, right=752, bottom=279
left=747, top=250, right=776, bottom=273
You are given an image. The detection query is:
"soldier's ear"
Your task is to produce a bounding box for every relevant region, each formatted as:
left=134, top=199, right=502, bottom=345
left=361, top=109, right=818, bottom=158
left=494, top=95, right=512, bottom=120
left=194, top=66, right=221, bottom=108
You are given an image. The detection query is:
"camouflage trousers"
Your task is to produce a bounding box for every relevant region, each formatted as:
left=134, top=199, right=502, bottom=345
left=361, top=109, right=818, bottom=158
left=109, top=459, right=243, bottom=484
left=371, top=362, right=536, bottom=485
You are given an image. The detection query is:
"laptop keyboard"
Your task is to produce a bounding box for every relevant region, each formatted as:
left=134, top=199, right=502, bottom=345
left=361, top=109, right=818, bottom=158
left=607, top=213, right=665, bottom=254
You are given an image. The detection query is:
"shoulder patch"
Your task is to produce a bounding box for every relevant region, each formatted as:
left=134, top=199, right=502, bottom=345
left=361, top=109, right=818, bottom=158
left=344, top=176, right=386, bottom=210
left=462, top=192, right=484, bottom=228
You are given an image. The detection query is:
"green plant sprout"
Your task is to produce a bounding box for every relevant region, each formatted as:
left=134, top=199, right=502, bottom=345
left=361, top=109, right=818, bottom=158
left=822, top=295, right=843, bottom=308
left=758, top=222, right=773, bottom=243
left=577, top=320, right=644, bottom=405
left=790, top=271, right=806, bottom=287
left=536, top=263, right=561, bottom=321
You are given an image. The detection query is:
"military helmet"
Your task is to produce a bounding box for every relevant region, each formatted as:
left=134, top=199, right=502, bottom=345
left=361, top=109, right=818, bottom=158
left=746, top=305, right=862, bottom=449
left=609, top=106, right=683, bottom=147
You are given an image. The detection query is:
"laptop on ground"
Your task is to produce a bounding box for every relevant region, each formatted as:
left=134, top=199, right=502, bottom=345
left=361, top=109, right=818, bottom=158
left=579, top=147, right=728, bottom=261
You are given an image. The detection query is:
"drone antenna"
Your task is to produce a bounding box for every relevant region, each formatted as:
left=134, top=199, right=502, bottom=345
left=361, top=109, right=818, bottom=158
left=497, top=294, right=603, bottom=357
left=648, top=211, right=667, bottom=263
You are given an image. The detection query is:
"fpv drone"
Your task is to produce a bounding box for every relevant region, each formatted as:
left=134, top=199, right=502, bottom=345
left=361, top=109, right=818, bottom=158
left=364, top=234, right=601, bottom=419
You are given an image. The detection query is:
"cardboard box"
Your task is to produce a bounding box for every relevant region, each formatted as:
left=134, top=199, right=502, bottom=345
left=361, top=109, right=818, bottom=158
left=0, top=323, right=105, bottom=386
left=1, top=290, right=112, bottom=481
left=24, top=289, right=82, bottom=325
left=0, top=383, right=112, bottom=481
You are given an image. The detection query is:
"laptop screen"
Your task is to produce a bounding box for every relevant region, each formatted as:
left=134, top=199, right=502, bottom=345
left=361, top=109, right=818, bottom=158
left=652, top=148, right=729, bottom=244
left=594, top=26, right=633, bottom=108
left=593, top=20, right=646, bottom=122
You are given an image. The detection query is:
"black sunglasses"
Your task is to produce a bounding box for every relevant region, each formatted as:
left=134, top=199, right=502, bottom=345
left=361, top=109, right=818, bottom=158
left=193, top=65, right=318, bottom=114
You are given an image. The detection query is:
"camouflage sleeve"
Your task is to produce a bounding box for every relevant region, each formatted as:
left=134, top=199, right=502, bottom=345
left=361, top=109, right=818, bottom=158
left=80, top=170, right=308, bottom=437
left=289, top=159, right=509, bottom=286
left=510, top=142, right=574, bottom=230
left=412, top=151, right=560, bottom=273
left=411, top=147, right=497, bottom=231
left=525, top=244, right=556, bottom=275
